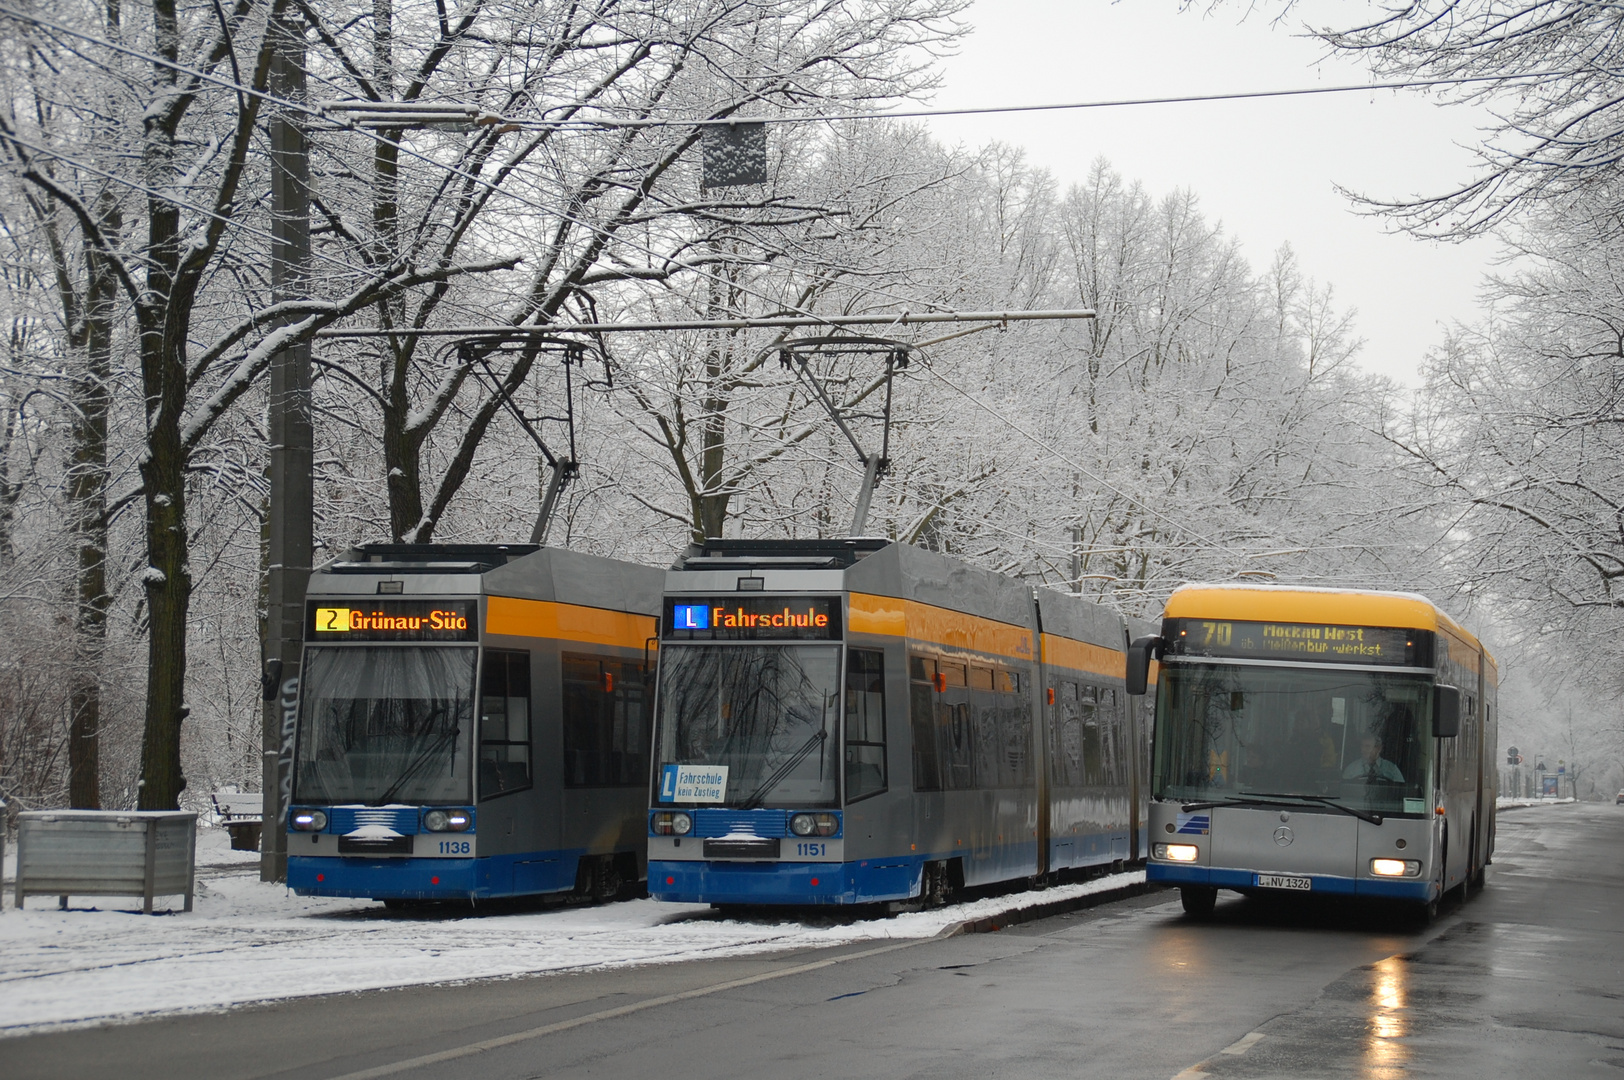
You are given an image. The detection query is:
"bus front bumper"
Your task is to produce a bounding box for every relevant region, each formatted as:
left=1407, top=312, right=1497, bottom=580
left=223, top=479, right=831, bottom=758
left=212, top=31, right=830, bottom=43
left=1148, top=861, right=1437, bottom=901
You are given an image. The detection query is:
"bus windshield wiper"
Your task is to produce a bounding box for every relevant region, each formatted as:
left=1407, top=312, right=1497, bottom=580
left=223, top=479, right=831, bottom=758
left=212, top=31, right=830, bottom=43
left=1240, top=791, right=1384, bottom=826
left=1179, top=793, right=1384, bottom=827
left=739, top=728, right=827, bottom=810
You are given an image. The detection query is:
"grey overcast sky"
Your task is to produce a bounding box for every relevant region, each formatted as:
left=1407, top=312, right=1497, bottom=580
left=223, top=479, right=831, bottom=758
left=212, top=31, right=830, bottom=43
left=922, top=0, right=1505, bottom=386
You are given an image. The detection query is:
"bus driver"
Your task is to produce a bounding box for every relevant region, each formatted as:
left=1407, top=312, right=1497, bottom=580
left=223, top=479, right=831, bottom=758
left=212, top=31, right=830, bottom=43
left=1342, top=731, right=1404, bottom=783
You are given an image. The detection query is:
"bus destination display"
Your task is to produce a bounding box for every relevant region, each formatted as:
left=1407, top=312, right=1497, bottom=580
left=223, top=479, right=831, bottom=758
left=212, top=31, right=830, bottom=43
left=664, top=596, right=841, bottom=641
left=305, top=599, right=479, bottom=642
left=1165, top=618, right=1425, bottom=666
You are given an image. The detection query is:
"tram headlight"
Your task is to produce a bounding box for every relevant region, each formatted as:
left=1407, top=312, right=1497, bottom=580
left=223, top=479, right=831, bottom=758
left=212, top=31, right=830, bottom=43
left=1370, top=858, right=1421, bottom=878
left=291, top=809, right=327, bottom=832
left=813, top=813, right=838, bottom=837
left=1153, top=843, right=1199, bottom=863
left=651, top=811, right=694, bottom=836
left=790, top=813, right=816, bottom=836
left=423, top=809, right=473, bottom=832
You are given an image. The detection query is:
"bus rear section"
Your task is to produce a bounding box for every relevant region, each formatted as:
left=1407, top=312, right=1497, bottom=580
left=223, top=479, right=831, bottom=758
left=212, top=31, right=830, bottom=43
left=1136, top=586, right=1495, bottom=918
left=286, top=544, right=661, bottom=904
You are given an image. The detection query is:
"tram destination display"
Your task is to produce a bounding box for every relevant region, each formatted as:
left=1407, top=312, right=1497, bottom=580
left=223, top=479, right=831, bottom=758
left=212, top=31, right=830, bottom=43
left=1163, top=618, right=1430, bottom=666
left=663, top=596, right=841, bottom=641
left=304, top=599, right=478, bottom=642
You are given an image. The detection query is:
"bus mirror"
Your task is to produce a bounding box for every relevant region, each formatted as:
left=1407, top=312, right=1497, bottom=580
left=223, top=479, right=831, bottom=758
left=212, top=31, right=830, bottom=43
left=1126, top=637, right=1161, bottom=696
left=1434, top=685, right=1461, bottom=738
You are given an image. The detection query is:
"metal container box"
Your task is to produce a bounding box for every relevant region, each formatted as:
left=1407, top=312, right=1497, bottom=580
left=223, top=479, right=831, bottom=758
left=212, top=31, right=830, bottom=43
left=14, top=810, right=196, bottom=913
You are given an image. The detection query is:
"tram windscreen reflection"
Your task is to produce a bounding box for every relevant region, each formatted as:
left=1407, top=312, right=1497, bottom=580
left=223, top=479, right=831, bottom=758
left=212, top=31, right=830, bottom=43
left=294, top=646, right=476, bottom=805
left=653, top=645, right=841, bottom=807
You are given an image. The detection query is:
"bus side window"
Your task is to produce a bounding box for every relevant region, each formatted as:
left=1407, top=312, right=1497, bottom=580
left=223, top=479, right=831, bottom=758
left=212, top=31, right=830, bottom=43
left=480, top=650, right=532, bottom=798
left=845, top=649, right=887, bottom=801
left=1081, top=685, right=1104, bottom=786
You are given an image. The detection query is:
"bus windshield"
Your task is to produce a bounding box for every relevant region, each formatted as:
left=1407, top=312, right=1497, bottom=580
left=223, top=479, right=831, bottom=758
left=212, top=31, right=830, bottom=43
left=653, top=644, right=841, bottom=808
left=294, top=646, right=476, bottom=805
left=1153, top=662, right=1432, bottom=814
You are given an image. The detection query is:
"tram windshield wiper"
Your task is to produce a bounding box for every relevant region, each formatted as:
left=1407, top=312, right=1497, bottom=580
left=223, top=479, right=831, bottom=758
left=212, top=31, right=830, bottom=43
left=1241, top=791, right=1384, bottom=826
left=371, top=711, right=456, bottom=806
left=739, top=728, right=827, bottom=810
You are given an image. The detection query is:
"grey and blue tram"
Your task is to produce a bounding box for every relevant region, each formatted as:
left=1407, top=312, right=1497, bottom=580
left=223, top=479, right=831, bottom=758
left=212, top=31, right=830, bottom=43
left=286, top=544, right=662, bottom=903
left=646, top=539, right=1151, bottom=907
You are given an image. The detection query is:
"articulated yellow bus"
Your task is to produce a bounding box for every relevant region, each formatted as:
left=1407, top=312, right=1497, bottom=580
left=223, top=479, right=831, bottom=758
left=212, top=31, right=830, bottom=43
left=1127, top=584, right=1497, bottom=919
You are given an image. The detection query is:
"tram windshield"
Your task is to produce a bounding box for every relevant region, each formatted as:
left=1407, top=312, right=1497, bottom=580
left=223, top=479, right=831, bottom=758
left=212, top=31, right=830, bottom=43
left=653, top=644, right=841, bottom=808
left=1153, top=663, right=1433, bottom=814
left=294, top=646, right=476, bottom=805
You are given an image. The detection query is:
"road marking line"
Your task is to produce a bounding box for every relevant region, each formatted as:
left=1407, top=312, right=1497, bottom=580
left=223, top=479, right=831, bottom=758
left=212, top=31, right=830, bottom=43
left=323, top=937, right=938, bottom=1080
left=1171, top=1067, right=1206, bottom=1079
left=1221, top=1031, right=1266, bottom=1055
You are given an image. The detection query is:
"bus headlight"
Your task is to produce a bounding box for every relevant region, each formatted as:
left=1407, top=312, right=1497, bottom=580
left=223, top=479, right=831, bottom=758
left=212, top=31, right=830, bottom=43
left=424, top=810, right=472, bottom=832
left=1153, top=843, right=1199, bottom=862
left=291, top=809, right=327, bottom=832
left=1370, top=858, right=1421, bottom=877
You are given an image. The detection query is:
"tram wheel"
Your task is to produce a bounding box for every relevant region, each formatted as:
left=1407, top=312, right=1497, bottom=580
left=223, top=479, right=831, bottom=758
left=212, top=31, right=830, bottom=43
left=1179, top=886, right=1217, bottom=919
left=921, top=861, right=952, bottom=908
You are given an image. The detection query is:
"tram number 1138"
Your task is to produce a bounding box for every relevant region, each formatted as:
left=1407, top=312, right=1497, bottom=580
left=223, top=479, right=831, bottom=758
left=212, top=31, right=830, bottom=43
left=437, top=840, right=472, bottom=855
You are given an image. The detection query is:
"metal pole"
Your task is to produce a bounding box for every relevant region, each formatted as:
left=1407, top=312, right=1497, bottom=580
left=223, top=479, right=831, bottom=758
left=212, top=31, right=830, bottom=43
left=261, top=14, right=312, bottom=884
left=848, top=454, right=882, bottom=537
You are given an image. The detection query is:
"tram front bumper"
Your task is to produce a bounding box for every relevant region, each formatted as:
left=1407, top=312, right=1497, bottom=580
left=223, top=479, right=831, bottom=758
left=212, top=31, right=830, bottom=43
left=288, top=855, right=479, bottom=900
left=649, top=857, right=920, bottom=906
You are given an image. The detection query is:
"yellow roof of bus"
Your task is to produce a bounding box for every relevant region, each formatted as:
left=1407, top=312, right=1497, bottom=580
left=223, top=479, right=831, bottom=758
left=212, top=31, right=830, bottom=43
left=1162, top=584, right=1492, bottom=666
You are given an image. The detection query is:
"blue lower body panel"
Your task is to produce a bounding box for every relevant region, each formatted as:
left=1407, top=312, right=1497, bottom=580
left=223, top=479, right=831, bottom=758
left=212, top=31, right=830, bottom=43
left=289, top=850, right=586, bottom=901
left=650, top=856, right=924, bottom=906
left=1148, top=862, right=1437, bottom=902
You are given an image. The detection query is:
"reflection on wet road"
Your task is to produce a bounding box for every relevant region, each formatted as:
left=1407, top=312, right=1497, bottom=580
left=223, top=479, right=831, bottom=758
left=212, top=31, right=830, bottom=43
left=1194, top=802, right=1624, bottom=1079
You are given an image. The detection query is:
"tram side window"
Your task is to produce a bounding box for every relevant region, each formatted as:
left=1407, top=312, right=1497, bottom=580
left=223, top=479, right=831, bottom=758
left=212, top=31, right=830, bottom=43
left=1080, top=685, right=1106, bottom=785
left=845, top=649, right=887, bottom=801
left=562, top=654, right=649, bottom=786
left=908, top=655, right=942, bottom=792
left=1053, top=680, right=1082, bottom=787
left=938, top=661, right=975, bottom=790
left=480, top=650, right=532, bottom=798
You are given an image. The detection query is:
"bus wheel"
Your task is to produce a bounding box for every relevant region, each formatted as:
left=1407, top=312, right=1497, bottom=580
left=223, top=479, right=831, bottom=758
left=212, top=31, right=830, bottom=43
left=1180, top=886, right=1217, bottom=919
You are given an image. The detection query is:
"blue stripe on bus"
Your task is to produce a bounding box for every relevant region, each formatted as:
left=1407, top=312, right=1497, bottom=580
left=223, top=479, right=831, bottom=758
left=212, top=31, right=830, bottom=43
left=1147, top=861, right=1438, bottom=901
left=288, top=849, right=591, bottom=900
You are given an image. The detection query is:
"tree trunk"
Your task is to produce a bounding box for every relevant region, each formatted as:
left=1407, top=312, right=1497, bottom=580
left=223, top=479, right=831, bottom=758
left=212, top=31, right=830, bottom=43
left=136, top=396, right=191, bottom=810
left=67, top=245, right=115, bottom=809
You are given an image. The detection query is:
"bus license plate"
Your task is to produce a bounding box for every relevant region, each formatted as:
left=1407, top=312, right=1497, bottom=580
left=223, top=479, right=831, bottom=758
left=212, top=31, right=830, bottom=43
left=1256, top=874, right=1311, bottom=891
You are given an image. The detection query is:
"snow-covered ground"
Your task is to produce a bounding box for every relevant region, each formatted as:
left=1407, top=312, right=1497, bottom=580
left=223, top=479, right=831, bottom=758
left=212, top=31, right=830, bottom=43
left=0, top=828, right=1142, bottom=1036
left=1497, top=796, right=1579, bottom=809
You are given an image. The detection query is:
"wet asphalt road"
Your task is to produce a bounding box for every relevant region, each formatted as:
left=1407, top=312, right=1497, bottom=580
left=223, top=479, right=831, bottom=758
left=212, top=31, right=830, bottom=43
left=8, top=802, right=1622, bottom=1080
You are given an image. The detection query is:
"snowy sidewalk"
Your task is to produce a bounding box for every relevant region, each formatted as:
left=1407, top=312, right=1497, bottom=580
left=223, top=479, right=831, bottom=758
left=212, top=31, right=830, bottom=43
left=0, top=829, right=1142, bottom=1035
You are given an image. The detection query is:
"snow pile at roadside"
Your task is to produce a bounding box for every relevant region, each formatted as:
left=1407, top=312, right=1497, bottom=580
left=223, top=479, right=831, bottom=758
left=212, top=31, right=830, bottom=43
left=1497, top=796, right=1578, bottom=809
left=0, top=829, right=1141, bottom=1034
